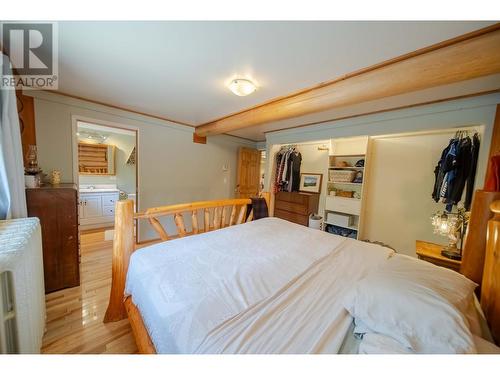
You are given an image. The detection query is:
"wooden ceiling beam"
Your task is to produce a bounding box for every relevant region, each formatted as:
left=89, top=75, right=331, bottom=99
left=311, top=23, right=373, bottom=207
left=195, top=26, right=500, bottom=137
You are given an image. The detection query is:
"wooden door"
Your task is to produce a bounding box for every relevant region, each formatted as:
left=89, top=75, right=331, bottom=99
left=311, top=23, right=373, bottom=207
left=236, top=147, right=261, bottom=198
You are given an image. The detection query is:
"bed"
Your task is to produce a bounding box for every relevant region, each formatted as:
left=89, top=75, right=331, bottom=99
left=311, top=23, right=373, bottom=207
left=104, top=193, right=500, bottom=354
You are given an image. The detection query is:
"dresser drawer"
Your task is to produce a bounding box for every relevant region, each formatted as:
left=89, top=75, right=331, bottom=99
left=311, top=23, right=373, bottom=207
left=274, top=209, right=309, bottom=226
left=275, top=191, right=310, bottom=205
left=325, top=196, right=361, bottom=215
left=102, top=205, right=115, bottom=216
left=101, top=194, right=118, bottom=206
left=274, top=200, right=309, bottom=215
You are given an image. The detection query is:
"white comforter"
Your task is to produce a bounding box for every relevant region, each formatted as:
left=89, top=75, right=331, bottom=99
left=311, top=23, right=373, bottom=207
left=125, top=217, right=394, bottom=353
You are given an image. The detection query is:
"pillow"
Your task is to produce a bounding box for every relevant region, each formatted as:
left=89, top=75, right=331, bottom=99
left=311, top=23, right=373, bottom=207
left=343, top=254, right=478, bottom=354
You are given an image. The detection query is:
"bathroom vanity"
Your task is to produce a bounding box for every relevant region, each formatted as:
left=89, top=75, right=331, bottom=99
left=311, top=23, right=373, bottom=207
left=79, top=184, right=119, bottom=230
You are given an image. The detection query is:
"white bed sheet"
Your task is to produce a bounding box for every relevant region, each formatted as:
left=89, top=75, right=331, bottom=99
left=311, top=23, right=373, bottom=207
left=125, top=217, right=394, bottom=353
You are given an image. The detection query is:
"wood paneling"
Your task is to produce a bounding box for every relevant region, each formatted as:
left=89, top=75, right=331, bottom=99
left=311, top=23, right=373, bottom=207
left=26, top=184, right=80, bottom=293
left=195, top=27, right=500, bottom=137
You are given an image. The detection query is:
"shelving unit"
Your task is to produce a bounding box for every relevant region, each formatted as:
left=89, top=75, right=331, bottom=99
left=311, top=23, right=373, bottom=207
left=324, top=137, right=369, bottom=240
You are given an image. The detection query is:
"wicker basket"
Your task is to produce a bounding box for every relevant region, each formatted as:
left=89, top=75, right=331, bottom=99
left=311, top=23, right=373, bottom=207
left=336, top=190, right=354, bottom=198
left=330, top=170, right=356, bottom=183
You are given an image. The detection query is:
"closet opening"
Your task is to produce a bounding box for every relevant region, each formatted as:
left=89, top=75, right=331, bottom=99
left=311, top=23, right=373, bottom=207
left=267, top=127, right=485, bottom=258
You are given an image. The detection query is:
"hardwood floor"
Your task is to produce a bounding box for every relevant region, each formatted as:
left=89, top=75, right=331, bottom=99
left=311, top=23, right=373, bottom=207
left=41, top=229, right=138, bottom=354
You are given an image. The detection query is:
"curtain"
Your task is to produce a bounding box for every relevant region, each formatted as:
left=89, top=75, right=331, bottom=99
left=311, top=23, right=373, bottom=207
left=0, top=53, right=27, bottom=219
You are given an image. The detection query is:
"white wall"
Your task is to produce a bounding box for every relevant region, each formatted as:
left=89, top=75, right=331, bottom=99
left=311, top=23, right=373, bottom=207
left=265, top=93, right=500, bottom=255
left=361, top=128, right=481, bottom=256
left=28, top=91, right=255, bottom=240
left=78, top=131, right=136, bottom=194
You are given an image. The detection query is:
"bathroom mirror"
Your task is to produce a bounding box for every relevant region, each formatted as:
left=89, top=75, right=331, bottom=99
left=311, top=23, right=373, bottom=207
left=78, top=142, right=116, bottom=175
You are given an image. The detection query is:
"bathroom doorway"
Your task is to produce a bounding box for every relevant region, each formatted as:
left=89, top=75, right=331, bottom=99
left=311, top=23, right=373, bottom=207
left=72, top=119, right=138, bottom=236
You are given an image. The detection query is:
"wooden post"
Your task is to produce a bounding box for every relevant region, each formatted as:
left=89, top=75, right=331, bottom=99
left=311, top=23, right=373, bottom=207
left=104, top=199, right=135, bottom=323
left=461, top=190, right=500, bottom=287
left=481, top=200, right=500, bottom=344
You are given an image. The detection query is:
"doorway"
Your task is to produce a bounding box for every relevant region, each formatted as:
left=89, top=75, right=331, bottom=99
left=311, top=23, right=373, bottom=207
left=236, top=147, right=262, bottom=198
left=73, top=120, right=138, bottom=234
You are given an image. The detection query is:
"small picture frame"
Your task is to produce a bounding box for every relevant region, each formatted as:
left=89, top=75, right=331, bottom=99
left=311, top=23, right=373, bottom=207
left=299, top=173, right=323, bottom=194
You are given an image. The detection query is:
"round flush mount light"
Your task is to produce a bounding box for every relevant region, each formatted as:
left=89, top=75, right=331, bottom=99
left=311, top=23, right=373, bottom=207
left=228, top=78, right=257, bottom=96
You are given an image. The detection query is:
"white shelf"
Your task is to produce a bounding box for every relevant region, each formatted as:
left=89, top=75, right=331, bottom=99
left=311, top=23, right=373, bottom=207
left=329, top=166, right=364, bottom=170
left=326, top=196, right=361, bottom=202
left=327, top=181, right=363, bottom=185
left=330, top=154, right=365, bottom=158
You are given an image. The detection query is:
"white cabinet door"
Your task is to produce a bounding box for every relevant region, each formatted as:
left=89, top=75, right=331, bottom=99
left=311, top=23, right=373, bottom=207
left=83, top=196, right=102, bottom=218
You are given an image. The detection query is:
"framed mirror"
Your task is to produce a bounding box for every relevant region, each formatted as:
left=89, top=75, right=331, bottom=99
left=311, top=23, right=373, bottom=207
left=78, top=142, right=116, bottom=175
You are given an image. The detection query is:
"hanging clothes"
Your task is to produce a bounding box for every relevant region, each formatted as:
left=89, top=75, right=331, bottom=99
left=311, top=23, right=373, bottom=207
left=274, top=146, right=302, bottom=193
left=290, top=151, right=302, bottom=192
left=432, top=131, right=480, bottom=212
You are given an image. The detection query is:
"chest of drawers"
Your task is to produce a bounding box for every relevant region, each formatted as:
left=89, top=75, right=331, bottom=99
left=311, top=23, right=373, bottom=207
left=274, top=191, right=320, bottom=226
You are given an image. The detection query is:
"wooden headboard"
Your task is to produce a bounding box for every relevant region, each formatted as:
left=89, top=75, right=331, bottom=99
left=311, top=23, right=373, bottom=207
left=479, top=200, right=500, bottom=344
left=461, top=191, right=500, bottom=291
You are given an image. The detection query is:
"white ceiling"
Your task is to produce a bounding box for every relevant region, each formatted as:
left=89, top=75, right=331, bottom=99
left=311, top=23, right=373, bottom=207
left=55, top=21, right=497, bottom=140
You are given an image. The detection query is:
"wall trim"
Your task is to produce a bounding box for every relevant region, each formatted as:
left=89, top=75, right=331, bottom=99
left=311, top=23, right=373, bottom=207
left=46, top=90, right=194, bottom=127
left=24, top=90, right=194, bottom=134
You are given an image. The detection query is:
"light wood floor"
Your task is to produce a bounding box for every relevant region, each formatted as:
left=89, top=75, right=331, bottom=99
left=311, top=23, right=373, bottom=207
left=41, top=229, right=138, bottom=354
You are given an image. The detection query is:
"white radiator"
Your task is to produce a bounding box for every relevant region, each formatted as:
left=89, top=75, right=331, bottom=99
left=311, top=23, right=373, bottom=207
left=0, top=218, right=45, bottom=353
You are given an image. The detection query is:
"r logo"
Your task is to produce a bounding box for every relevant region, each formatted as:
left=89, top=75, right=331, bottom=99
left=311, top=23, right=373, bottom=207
left=2, top=23, right=53, bottom=75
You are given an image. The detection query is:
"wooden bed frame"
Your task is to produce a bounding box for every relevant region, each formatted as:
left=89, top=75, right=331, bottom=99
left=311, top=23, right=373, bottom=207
left=103, top=193, right=270, bottom=353
left=103, top=192, right=500, bottom=354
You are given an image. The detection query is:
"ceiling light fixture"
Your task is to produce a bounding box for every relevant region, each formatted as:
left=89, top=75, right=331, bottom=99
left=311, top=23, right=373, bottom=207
left=228, top=78, right=257, bottom=97
left=78, top=130, right=109, bottom=144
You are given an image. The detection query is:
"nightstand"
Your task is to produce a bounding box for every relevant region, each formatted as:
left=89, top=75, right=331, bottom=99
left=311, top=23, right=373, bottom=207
left=415, top=240, right=462, bottom=272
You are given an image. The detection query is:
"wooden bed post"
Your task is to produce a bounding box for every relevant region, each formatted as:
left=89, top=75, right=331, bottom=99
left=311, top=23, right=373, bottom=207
left=104, top=199, right=135, bottom=323
left=481, top=200, right=500, bottom=344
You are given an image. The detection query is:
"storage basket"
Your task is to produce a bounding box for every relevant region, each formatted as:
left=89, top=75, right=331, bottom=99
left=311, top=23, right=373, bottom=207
left=330, top=170, right=356, bottom=183
left=336, top=190, right=354, bottom=198
left=327, top=212, right=353, bottom=227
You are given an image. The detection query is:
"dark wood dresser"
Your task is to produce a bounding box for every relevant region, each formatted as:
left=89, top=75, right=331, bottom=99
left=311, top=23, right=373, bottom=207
left=26, top=184, right=80, bottom=293
left=274, top=191, right=320, bottom=226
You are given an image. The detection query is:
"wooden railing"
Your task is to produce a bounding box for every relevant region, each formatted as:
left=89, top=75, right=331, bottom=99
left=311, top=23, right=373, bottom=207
left=104, top=193, right=269, bottom=323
